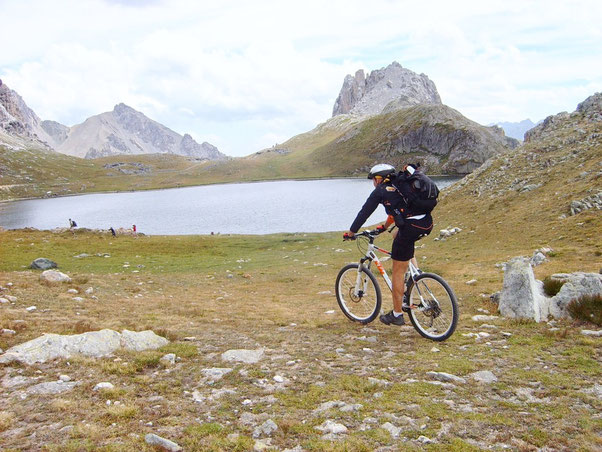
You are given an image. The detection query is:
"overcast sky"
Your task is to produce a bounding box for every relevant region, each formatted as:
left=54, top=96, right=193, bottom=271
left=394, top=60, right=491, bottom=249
left=1, top=0, right=601, bottom=157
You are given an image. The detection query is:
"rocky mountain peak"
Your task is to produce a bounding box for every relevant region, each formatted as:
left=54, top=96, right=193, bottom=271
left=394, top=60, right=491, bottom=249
left=332, top=62, right=441, bottom=117
left=0, top=80, right=55, bottom=147
left=55, top=103, right=226, bottom=160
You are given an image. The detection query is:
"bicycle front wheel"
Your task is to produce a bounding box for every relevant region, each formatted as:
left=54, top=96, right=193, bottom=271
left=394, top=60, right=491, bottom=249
left=407, top=273, right=458, bottom=341
left=335, top=263, right=382, bottom=324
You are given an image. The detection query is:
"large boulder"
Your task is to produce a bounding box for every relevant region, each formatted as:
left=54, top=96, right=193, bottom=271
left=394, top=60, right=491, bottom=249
left=547, top=273, right=602, bottom=319
left=30, top=258, right=58, bottom=270
left=498, top=258, right=602, bottom=322
left=0, top=329, right=168, bottom=365
left=40, top=270, right=71, bottom=284
left=499, top=257, right=547, bottom=322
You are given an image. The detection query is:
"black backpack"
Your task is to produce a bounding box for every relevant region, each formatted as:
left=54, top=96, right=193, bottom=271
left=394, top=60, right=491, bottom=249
left=393, top=170, right=440, bottom=214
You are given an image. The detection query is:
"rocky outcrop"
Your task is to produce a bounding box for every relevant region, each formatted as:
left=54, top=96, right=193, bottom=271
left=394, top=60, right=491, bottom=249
left=498, top=257, right=602, bottom=322
left=0, top=79, right=56, bottom=148
left=332, top=62, right=441, bottom=117
left=333, top=103, right=518, bottom=174
left=499, top=257, right=546, bottom=322
left=0, top=329, right=169, bottom=365
left=525, top=93, right=602, bottom=143
left=57, top=103, right=226, bottom=160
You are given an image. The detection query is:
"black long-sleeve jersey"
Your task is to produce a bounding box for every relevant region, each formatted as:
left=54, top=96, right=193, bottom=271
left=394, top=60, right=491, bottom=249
left=349, top=181, right=412, bottom=233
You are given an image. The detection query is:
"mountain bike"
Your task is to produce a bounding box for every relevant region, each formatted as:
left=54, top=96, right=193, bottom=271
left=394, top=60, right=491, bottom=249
left=335, top=229, right=458, bottom=341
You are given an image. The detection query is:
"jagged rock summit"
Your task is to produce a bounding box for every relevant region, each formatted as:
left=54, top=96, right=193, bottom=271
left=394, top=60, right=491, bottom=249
left=0, top=79, right=224, bottom=159
left=57, top=103, right=225, bottom=160
left=0, top=79, right=56, bottom=148
left=332, top=62, right=441, bottom=117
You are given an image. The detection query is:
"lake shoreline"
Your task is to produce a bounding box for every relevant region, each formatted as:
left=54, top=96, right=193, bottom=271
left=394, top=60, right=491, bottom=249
left=0, top=174, right=464, bottom=204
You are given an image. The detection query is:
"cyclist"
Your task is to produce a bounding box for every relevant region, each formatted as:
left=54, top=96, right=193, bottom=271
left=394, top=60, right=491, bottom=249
left=345, top=163, right=433, bottom=326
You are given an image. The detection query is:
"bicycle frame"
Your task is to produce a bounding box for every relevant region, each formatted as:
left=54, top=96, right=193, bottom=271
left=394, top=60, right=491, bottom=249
left=354, top=233, right=420, bottom=295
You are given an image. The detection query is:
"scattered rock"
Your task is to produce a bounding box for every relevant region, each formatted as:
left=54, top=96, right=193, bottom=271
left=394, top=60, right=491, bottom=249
left=145, top=433, right=182, bottom=452
left=469, top=370, right=498, bottom=384
left=381, top=422, right=401, bottom=438
left=93, top=382, right=115, bottom=391
left=160, top=353, right=176, bottom=366
left=30, top=258, right=58, bottom=270
left=426, top=371, right=466, bottom=384
left=27, top=380, right=79, bottom=395
left=315, top=420, right=347, bottom=434
left=221, top=348, right=264, bottom=364
left=581, top=329, right=602, bottom=337
left=201, top=367, right=233, bottom=383
left=466, top=279, right=477, bottom=285
left=471, top=315, right=499, bottom=322
left=253, top=419, right=278, bottom=438
left=0, top=329, right=168, bottom=365
left=40, top=270, right=71, bottom=284
left=25, top=306, right=37, bottom=312
left=417, top=435, right=433, bottom=444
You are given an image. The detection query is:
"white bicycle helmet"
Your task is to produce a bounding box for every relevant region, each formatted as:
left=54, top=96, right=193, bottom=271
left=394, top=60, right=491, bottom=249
left=368, top=163, right=396, bottom=179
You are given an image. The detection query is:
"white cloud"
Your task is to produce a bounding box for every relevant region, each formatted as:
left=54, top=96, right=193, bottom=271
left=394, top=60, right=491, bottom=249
left=1, top=0, right=601, bottom=156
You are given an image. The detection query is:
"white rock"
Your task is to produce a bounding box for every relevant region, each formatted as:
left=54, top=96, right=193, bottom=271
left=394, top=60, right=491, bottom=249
left=0, top=329, right=168, bottom=365
left=273, top=375, right=285, bottom=383
left=430, top=347, right=440, bottom=353
left=59, top=375, right=72, bottom=382
left=201, top=367, right=233, bottom=383
left=85, top=287, right=94, bottom=294
left=145, top=433, right=182, bottom=452
left=67, top=289, right=78, bottom=294
left=315, top=420, right=347, bottom=434
left=381, top=422, right=401, bottom=438
left=417, top=435, right=433, bottom=444
left=471, top=315, right=499, bottom=322
left=26, top=306, right=37, bottom=312
left=324, top=310, right=335, bottom=314
left=0, top=297, right=8, bottom=304
left=94, top=382, right=115, bottom=391
left=1, top=329, right=16, bottom=336
left=581, top=329, right=602, bottom=337
left=221, top=348, right=264, bottom=364
left=253, top=419, right=278, bottom=438
left=40, top=270, right=71, bottom=284
left=28, top=381, right=79, bottom=395
left=466, top=279, right=478, bottom=285
left=469, top=370, right=498, bottom=384
left=160, top=353, right=176, bottom=365
left=72, top=297, right=84, bottom=302
left=426, top=371, right=466, bottom=384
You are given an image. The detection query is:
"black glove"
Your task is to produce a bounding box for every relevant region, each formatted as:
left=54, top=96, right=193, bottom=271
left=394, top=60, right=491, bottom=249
left=376, top=225, right=387, bottom=234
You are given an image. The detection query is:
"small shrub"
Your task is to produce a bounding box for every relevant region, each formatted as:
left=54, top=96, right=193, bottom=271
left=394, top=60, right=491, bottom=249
left=567, top=294, right=602, bottom=326
left=0, top=411, right=15, bottom=432
left=543, top=277, right=566, bottom=297
left=73, top=320, right=96, bottom=334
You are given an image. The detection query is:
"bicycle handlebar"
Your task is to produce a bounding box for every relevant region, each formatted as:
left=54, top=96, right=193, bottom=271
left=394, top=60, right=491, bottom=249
left=343, top=228, right=382, bottom=242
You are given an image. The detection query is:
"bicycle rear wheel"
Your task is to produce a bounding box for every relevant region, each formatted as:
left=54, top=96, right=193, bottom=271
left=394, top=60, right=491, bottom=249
left=335, top=263, right=382, bottom=324
left=407, top=273, right=458, bottom=341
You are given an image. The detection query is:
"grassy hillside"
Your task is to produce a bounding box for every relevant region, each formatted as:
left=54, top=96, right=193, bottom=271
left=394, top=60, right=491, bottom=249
left=1, top=105, right=514, bottom=201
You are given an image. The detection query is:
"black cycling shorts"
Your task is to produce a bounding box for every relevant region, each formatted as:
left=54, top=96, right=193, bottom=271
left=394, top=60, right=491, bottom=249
left=391, top=214, right=433, bottom=261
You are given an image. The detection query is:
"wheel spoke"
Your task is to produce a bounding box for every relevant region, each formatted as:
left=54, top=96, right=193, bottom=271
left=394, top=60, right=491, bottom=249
left=336, top=264, right=381, bottom=323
